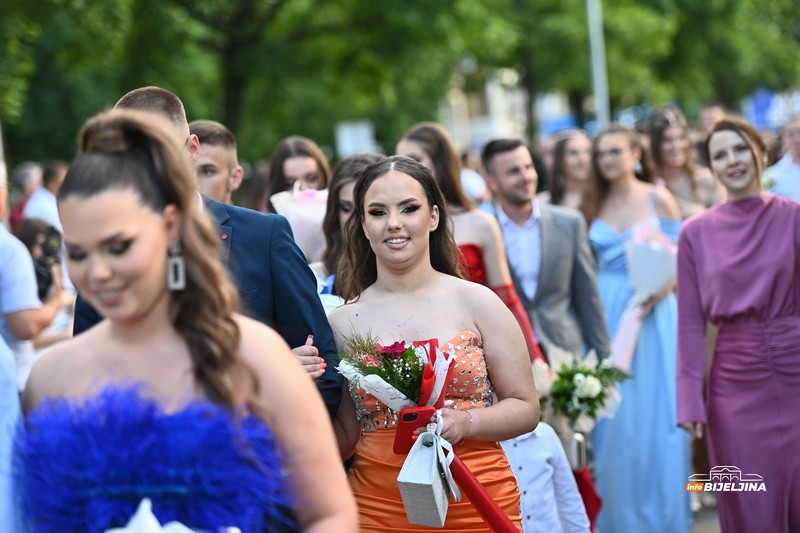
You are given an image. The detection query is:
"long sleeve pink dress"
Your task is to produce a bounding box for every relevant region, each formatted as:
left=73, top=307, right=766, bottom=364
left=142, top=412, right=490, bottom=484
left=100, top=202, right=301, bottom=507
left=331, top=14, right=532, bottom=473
left=677, top=194, right=800, bottom=533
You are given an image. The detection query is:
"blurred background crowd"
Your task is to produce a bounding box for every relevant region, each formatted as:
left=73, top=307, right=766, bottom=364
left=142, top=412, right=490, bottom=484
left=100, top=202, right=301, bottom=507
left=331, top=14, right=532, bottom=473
left=2, top=2, right=800, bottom=532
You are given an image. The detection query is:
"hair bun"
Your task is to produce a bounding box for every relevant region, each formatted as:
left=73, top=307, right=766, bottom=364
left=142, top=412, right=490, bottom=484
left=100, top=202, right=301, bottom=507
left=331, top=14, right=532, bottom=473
left=83, top=124, right=131, bottom=153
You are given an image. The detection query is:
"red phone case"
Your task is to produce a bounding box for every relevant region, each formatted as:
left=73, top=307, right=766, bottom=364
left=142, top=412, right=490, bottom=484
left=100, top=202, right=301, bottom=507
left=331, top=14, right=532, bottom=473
left=393, top=406, right=436, bottom=455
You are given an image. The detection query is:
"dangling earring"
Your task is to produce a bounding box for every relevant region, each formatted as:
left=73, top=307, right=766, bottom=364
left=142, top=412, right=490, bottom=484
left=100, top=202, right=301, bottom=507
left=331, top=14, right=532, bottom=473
left=167, top=241, right=186, bottom=291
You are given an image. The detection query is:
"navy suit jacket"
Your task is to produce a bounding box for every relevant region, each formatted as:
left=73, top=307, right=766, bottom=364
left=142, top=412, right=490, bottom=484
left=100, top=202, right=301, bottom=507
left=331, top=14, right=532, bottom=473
left=73, top=197, right=342, bottom=420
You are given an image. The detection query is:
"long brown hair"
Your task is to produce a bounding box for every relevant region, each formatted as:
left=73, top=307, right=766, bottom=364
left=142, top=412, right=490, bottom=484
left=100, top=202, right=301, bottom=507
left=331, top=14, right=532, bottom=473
left=61, top=110, right=260, bottom=413
left=338, top=155, right=461, bottom=301
left=264, top=135, right=331, bottom=213
left=649, top=106, right=700, bottom=196
left=549, top=129, right=590, bottom=206
left=321, top=152, right=384, bottom=294
left=398, top=122, right=475, bottom=210
left=581, top=124, right=653, bottom=222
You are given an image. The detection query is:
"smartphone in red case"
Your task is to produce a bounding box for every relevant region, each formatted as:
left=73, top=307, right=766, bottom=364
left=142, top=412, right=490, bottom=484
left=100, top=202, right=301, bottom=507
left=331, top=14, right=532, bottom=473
left=393, top=406, right=436, bottom=454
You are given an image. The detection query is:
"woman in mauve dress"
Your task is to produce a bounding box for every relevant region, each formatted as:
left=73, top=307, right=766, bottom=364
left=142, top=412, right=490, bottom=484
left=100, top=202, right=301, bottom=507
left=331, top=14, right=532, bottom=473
left=677, top=116, right=800, bottom=533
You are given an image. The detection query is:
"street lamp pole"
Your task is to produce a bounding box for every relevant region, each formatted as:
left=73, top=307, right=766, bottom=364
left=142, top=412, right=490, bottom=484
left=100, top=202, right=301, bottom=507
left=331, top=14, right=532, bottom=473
left=586, top=0, right=610, bottom=129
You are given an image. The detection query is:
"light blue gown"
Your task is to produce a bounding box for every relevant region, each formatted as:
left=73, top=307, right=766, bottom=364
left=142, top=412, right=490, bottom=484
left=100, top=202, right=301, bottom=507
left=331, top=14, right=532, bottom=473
left=589, top=216, right=691, bottom=533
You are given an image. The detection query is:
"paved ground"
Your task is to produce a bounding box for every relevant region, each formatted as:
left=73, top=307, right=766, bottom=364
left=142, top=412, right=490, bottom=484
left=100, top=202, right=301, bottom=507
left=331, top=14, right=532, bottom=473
left=692, top=506, right=721, bottom=533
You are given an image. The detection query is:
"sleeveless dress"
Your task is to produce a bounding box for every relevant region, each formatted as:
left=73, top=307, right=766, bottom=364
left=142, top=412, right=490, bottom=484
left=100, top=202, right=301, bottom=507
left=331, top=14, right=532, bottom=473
left=588, top=216, right=691, bottom=533
left=347, top=330, right=523, bottom=532
left=457, top=243, right=488, bottom=286
left=14, top=386, right=298, bottom=532
left=677, top=195, right=800, bottom=532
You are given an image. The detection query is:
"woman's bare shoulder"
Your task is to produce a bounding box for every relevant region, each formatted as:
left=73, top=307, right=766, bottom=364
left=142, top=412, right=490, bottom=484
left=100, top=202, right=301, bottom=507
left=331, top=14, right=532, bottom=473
left=695, top=166, right=714, bottom=185
left=328, top=297, right=366, bottom=327
left=235, top=314, right=291, bottom=361
left=23, top=332, right=97, bottom=412
left=443, top=274, right=499, bottom=308
left=460, top=209, right=503, bottom=248
left=651, top=182, right=681, bottom=219
left=464, top=208, right=499, bottom=231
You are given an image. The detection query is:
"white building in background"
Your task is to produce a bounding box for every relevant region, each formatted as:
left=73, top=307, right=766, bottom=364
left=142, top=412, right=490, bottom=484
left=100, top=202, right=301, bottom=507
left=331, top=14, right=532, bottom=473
left=440, top=69, right=576, bottom=152
left=334, top=120, right=381, bottom=158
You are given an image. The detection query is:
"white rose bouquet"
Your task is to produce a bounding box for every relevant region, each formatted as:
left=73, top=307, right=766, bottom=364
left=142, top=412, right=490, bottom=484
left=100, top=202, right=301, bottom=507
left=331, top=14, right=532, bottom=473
left=547, top=351, right=628, bottom=432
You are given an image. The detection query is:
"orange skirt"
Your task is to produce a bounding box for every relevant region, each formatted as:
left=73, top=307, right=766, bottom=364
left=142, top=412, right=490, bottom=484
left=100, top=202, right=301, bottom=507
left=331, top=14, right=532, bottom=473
left=347, top=429, right=522, bottom=532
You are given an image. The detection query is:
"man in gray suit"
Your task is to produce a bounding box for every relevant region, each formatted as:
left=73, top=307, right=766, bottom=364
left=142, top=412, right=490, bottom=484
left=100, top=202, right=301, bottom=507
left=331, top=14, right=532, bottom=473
left=481, top=138, right=611, bottom=360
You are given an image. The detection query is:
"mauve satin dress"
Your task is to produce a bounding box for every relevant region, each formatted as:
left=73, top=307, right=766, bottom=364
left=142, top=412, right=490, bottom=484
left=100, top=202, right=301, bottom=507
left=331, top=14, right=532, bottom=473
left=677, top=194, right=800, bottom=533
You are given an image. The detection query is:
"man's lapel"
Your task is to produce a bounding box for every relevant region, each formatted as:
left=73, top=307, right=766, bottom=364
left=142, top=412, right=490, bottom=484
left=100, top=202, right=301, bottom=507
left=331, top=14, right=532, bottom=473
left=203, top=196, right=233, bottom=267
left=533, top=204, right=554, bottom=304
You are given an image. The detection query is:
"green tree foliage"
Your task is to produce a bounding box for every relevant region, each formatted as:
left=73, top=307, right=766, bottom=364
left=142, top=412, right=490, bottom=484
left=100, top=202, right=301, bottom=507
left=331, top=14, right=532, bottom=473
left=475, top=0, right=800, bottom=130
left=2, top=0, right=130, bottom=162
left=3, top=0, right=504, bottom=170
left=0, top=1, right=41, bottom=124
left=652, top=0, right=800, bottom=115
left=2, top=0, right=799, bottom=172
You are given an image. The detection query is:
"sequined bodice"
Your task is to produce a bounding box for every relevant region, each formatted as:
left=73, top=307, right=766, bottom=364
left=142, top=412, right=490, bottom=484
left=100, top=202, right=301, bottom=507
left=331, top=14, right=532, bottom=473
left=350, top=330, right=495, bottom=433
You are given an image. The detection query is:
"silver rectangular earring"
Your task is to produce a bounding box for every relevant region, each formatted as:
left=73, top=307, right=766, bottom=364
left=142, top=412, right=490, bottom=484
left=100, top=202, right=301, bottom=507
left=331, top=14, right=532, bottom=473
left=167, top=241, right=186, bottom=291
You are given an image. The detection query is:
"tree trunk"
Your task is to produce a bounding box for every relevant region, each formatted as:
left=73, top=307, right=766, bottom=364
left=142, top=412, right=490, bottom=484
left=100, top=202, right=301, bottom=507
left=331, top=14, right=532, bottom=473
left=221, top=43, right=245, bottom=136
left=713, top=76, right=737, bottom=111
left=568, top=90, right=586, bottom=128
left=519, top=44, right=539, bottom=143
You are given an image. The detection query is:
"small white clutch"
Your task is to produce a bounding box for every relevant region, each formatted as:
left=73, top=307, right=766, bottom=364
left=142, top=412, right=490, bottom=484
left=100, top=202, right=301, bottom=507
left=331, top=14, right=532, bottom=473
left=397, top=431, right=451, bottom=528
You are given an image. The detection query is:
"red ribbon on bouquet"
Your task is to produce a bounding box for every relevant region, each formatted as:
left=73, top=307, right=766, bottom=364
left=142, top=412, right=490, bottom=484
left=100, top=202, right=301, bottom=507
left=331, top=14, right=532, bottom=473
left=418, top=364, right=436, bottom=406
left=413, top=338, right=439, bottom=366
left=412, top=339, right=455, bottom=408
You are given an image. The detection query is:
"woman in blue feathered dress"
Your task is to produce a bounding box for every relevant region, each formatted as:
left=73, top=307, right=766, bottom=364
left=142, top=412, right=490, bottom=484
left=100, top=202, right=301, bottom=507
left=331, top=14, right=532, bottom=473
left=582, top=124, right=691, bottom=533
left=13, top=109, right=357, bottom=532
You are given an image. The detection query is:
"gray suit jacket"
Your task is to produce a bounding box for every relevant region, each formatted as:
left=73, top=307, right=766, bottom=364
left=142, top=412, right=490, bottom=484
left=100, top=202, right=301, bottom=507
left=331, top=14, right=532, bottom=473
left=502, top=203, right=611, bottom=359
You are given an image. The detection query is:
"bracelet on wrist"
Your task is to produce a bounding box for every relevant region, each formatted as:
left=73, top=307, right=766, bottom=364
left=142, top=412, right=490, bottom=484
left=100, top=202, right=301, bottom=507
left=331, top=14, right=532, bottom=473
left=463, top=409, right=474, bottom=439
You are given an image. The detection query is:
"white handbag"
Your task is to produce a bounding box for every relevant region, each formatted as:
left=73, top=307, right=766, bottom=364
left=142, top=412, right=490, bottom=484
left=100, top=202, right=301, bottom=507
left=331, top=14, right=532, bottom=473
left=397, top=427, right=460, bottom=528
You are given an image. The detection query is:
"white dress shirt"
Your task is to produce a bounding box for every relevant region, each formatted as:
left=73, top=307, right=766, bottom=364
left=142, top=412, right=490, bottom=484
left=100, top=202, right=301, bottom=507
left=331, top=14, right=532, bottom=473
left=766, top=154, right=800, bottom=202
left=496, top=202, right=542, bottom=301
left=20, top=187, right=75, bottom=292
left=501, top=423, right=590, bottom=533
left=22, top=187, right=61, bottom=231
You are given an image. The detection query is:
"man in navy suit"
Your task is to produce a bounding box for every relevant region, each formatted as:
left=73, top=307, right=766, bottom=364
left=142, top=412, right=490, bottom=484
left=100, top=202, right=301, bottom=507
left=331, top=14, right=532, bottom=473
left=73, top=87, right=341, bottom=420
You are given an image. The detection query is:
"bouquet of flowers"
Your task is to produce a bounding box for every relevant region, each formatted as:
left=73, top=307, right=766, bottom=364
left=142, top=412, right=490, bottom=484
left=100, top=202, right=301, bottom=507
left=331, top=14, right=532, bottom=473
left=336, top=334, right=455, bottom=412
left=269, top=181, right=328, bottom=263
left=338, top=334, right=461, bottom=527
left=537, top=348, right=627, bottom=433
left=104, top=499, right=196, bottom=533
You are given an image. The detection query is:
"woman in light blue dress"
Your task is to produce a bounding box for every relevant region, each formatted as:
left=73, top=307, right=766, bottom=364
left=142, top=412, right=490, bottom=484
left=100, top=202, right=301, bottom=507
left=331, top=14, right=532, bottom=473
left=581, top=124, right=691, bottom=533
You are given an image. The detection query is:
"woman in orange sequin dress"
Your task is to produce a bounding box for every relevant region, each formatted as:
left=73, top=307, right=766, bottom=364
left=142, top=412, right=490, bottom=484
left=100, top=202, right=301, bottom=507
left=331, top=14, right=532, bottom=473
left=329, top=155, right=540, bottom=532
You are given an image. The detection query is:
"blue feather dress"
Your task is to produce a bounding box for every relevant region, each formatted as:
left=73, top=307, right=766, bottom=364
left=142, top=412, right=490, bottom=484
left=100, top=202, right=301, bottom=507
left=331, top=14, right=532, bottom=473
left=14, top=386, right=299, bottom=532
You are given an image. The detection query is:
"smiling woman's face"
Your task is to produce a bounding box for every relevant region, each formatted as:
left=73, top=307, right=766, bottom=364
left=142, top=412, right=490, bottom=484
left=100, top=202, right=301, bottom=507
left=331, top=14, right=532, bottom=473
left=361, top=171, right=439, bottom=268
left=59, top=188, right=179, bottom=323
left=708, top=129, right=760, bottom=199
